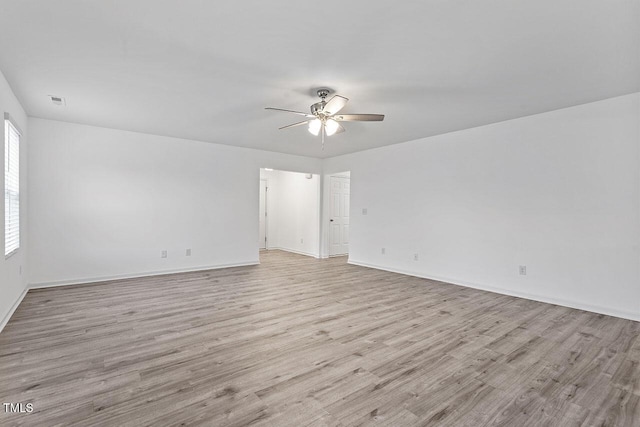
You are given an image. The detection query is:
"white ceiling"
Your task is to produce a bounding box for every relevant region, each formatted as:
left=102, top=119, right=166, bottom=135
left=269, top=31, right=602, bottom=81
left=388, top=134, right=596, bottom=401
left=0, top=0, right=638, bottom=158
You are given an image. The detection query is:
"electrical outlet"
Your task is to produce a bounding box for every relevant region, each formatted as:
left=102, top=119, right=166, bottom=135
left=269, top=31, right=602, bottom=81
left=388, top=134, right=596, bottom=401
left=300, top=238, right=304, bottom=244
left=519, top=265, right=527, bottom=275
left=19, top=265, right=22, bottom=275
left=161, top=250, right=167, bottom=258
left=414, top=253, right=419, bottom=261
left=362, top=208, right=368, bottom=215
left=381, top=247, right=386, bottom=255
left=186, top=249, right=191, bottom=256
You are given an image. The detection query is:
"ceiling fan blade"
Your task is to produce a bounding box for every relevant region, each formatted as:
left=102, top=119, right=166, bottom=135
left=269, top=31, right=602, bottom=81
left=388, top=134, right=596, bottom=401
left=265, top=107, right=315, bottom=118
left=323, top=95, right=349, bottom=115
left=334, top=114, right=385, bottom=122
left=279, top=120, right=310, bottom=130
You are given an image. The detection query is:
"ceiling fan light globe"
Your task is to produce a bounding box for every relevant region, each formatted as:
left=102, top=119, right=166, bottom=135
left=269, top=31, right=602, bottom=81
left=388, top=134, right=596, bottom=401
left=308, top=119, right=321, bottom=136
left=325, top=119, right=339, bottom=136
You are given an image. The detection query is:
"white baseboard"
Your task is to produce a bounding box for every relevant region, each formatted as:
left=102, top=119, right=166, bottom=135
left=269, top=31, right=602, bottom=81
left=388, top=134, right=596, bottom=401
left=0, top=287, right=28, bottom=334
left=266, top=247, right=320, bottom=259
left=348, top=259, right=640, bottom=322
left=29, top=260, right=259, bottom=289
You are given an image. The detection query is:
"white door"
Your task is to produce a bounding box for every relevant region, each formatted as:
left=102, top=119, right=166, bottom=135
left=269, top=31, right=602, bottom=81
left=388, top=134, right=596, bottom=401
left=259, top=179, right=267, bottom=249
left=329, top=176, right=350, bottom=255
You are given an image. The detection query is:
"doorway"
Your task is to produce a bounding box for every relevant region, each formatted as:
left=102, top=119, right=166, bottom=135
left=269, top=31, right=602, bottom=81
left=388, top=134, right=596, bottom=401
left=328, top=173, right=350, bottom=256
left=259, top=168, right=321, bottom=258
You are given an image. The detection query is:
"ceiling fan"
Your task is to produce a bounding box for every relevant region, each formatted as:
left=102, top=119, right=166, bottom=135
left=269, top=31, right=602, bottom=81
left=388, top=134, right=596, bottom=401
left=265, top=89, right=384, bottom=149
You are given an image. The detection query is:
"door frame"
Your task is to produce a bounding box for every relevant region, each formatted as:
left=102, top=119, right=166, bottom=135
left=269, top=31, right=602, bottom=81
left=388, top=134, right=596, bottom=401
left=259, top=178, right=268, bottom=249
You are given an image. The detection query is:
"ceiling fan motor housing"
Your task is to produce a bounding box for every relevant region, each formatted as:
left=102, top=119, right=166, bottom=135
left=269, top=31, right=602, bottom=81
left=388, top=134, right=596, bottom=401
left=310, top=101, right=325, bottom=115
left=311, top=89, right=331, bottom=115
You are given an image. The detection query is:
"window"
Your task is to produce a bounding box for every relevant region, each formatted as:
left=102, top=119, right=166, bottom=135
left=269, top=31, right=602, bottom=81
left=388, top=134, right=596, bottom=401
left=4, top=115, right=20, bottom=257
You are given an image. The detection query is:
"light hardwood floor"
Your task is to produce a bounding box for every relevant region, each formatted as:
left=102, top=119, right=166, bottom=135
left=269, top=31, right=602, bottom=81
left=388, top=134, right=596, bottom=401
left=1, top=250, right=639, bottom=426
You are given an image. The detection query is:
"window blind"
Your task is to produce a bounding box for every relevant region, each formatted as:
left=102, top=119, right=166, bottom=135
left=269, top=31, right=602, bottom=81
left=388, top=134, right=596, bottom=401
left=4, top=118, right=20, bottom=257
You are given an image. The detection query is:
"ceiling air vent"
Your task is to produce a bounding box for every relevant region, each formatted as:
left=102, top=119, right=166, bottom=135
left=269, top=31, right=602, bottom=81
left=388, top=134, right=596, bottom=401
left=48, top=95, right=66, bottom=106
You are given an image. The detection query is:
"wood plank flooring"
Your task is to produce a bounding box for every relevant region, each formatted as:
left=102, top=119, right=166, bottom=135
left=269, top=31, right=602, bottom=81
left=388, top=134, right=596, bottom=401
left=1, top=250, right=639, bottom=426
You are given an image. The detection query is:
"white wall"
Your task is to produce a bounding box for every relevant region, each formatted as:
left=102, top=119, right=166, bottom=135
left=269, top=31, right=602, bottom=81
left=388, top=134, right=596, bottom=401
left=325, top=93, right=640, bottom=321
left=0, top=69, right=28, bottom=329
left=28, top=119, right=321, bottom=286
left=260, top=169, right=320, bottom=257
